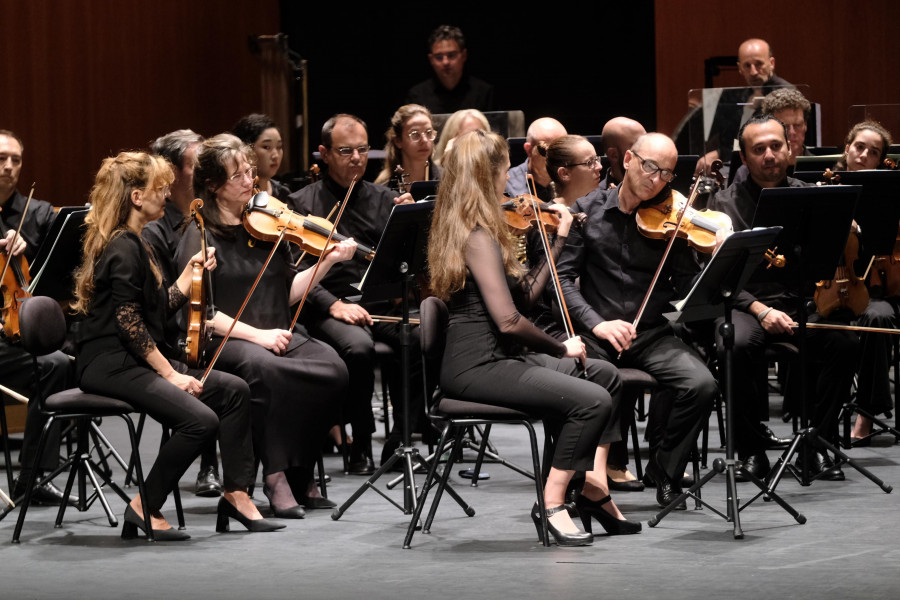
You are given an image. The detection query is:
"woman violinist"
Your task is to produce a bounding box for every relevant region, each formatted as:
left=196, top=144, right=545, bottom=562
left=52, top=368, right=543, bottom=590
left=428, top=130, right=636, bottom=546
left=838, top=121, right=896, bottom=443
left=73, top=151, right=282, bottom=539
left=231, top=113, right=291, bottom=199
left=176, top=134, right=356, bottom=518
left=374, top=104, right=441, bottom=188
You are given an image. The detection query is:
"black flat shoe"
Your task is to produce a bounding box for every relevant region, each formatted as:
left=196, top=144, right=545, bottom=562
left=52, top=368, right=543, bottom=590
left=607, top=475, right=644, bottom=492
left=216, top=498, right=285, bottom=532
left=121, top=505, right=190, bottom=541
left=301, top=496, right=337, bottom=509
left=530, top=503, right=593, bottom=546
left=575, top=494, right=641, bottom=535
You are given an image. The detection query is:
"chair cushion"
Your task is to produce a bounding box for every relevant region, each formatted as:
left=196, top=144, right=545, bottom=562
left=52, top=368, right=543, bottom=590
left=45, top=388, right=136, bottom=414
left=19, top=296, right=67, bottom=356
left=618, top=367, right=659, bottom=389
left=434, top=396, right=531, bottom=421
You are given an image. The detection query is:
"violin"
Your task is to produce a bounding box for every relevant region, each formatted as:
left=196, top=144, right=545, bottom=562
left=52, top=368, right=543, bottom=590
left=244, top=191, right=375, bottom=261
left=636, top=189, right=733, bottom=254
left=500, top=194, right=587, bottom=235
left=813, top=169, right=870, bottom=317
left=184, top=198, right=213, bottom=367
left=0, top=184, right=36, bottom=342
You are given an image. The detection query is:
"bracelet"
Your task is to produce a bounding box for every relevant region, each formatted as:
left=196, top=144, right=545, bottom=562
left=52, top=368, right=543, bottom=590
left=756, top=307, right=774, bottom=322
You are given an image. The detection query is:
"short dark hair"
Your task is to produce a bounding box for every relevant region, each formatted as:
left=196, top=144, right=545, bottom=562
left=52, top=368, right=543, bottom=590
left=428, top=25, right=466, bottom=52
left=150, top=129, right=203, bottom=168
left=738, top=114, right=788, bottom=155
left=321, top=114, right=368, bottom=148
left=231, top=113, right=278, bottom=146
left=0, top=129, right=24, bottom=152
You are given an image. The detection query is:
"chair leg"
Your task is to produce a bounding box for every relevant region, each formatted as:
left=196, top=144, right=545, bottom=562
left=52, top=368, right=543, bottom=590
left=530, top=422, right=549, bottom=547
left=124, top=412, right=146, bottom=487
left=404, top=420, right=453, bottom=548
left=12, top=416, right=57, bottom=542
left=630, top=409, right=643, bottom=481
left=0, top=399, right=14, bottom=492
left=469, top=424, right=491, bottom=487
left=317, top=454, right=327, bottom=498
left=423, top=426, right=467, bottom=533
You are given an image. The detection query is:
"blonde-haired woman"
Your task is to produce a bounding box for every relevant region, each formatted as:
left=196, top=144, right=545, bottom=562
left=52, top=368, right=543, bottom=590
left=375, top=104, right=440, bottom=187
left=432, top=108, right=490, bottom=166
left=427, top=130, right=637, bottom=546
left=74, top=151, right=282, bottom=539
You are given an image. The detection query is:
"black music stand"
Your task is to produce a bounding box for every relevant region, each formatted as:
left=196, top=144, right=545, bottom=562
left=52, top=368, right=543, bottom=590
left=750, top=185, right=892, bottom=495
left=648, top=227, right=805, bottom=538
left=332, top=202, right=467, bottom=521
left=28, top=206, right=90, bottom=300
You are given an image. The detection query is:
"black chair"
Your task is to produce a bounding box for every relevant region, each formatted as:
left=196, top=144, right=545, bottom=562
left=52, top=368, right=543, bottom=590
left=403, top=296, right=551, bottom=548
left=11, top=296, right=155, bottom=542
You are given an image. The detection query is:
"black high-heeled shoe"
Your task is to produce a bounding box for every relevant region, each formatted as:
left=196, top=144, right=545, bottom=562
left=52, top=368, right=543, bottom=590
left=575, top=494, right=642, bottom=535
left=216, top=497, right=286, bottom=532
left=530, top=502, right=593, bottom=546
left=121, top=505, right=191, bottom=541
left=263, top=485, right=306, bottom=519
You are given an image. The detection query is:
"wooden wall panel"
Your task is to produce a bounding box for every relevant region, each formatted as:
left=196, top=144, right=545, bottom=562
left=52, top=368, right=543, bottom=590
left=0, top=0, right=280, bottom=207
left=655, top=0, right=900, bottom=148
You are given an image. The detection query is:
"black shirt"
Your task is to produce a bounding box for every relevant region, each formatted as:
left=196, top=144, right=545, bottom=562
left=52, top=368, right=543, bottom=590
left=0, top=190, right=57, bottom=264
left=405, top=74, right=495, bottom=115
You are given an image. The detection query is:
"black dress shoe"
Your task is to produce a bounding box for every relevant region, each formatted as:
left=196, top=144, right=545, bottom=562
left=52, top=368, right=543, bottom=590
left=195, top=466, right=223, bottom=497
left=575, top=494, right=642, bottom=535
left=761, top=425, right=792, bottom=450
left=301, top=496, right=337, bottom=509
left=13, top=477, right=79, bottom=507
left=736, top=453, right=770, bottom=482
left=215, top=498, right=285, bottom=532
left=642, top=471, right=693, bottom=489
left=644, top=461, right=686, bottom=510
left=795, top=450, right=845, bottom=481
left=530, top=503, right=593, bottom=546
left=607, top=475, right=645, bottom=492
left=122, top=505, right=191, bottom=541
left=349, top=456, right=376, bottom=475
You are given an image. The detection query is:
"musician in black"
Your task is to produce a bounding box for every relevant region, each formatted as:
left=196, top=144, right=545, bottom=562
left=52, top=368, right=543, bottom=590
left=707, top=114, right=858, bottom=480
left=555, top=132, right=718, bottom=509
left=0, top=129, right=72, bottom=506
left=374, top=104, right=441, bottom=187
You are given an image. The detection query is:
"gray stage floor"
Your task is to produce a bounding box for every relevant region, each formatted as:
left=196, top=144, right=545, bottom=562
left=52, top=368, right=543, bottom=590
left=2, top=398, right=899, bottom=600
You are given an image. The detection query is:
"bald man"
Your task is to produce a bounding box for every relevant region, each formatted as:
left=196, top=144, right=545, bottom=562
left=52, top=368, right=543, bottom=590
left=699, top=38, right=793, bottom=176
left=506, top=117, right=567, bottom=202
left=599, top=117, right=646, bottom=189
left=556, top=133, right=718, bottom=509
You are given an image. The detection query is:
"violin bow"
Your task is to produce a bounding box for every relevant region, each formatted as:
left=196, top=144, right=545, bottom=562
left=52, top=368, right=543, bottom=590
left=289, top=174, right=358, bottom=331
left=199, top=209, right=288, bottom=385
left=625, top=161, right=720, bottom=357
left=294, top=199, right=341, bottom=268
left=0, top=182, right=34, bottom=287
left=524, top=174, right=586, bottom=374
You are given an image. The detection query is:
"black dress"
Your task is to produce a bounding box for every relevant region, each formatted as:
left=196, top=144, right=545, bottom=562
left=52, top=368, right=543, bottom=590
left=176, top=224, right=348, bottom=477
left=76, top=231, right=254, bottom=511
left=441, top=228, right=621, bottom=472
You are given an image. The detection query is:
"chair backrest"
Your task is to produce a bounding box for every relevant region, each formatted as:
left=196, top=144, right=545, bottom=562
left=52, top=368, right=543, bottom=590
left=19, top=296, right=67, bottom=357
left=419, top=296, right=449, bottom=393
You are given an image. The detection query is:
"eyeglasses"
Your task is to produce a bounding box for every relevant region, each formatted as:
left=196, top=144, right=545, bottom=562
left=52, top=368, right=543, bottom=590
left=228, top=166, right=257, bottom=184
left=156, top=184, right=171, bottom=197
left=408, top=129, right=437, bottom=142
left=567, top=155, right=602, bottom=169
left=332, top=145, right=370, bottom=157
left=631, top=152, right=676, bottom=183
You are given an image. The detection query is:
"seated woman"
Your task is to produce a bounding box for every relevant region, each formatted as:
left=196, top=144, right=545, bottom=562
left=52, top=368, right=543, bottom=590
left=176, top=134, right=355, bottom=517
left=427, top=129, right=638, bottom=546
left=837, top=121, right=897, bottom=442
left=374, top=104, right=441, bottom=188
left=231, top=113, right=290, bottom=199
left=73, top=151, right=282, bottom=539
left=433, top=108, right=490, bottom=166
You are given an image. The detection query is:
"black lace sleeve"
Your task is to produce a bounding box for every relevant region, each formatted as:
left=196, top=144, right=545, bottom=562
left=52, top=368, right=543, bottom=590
left=465, top=229, right=567, bottom=357
left=167, top=284, right=188, bottom=315
left=114, top=301, right=157, bottom=359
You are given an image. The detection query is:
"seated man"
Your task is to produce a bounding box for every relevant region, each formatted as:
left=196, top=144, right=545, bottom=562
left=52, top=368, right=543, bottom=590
left=556, top=132, right=718, bottom=508
left=505, top=117, right=567, bottom=202
left=706, top=114, right=858, bottom=481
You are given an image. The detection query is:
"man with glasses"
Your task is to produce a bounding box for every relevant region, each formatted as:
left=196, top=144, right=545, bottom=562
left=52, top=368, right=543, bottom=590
left=706, top=114, right=856, bottom=481
left=405, top=25, right=494, bottom=115
left=288, top=114, right=420, bottom=477
left=0, top=129, right=74, bottom=507
left=556, top=133, right=718, bottom=509
left=505, top=117, right=567, bottom=202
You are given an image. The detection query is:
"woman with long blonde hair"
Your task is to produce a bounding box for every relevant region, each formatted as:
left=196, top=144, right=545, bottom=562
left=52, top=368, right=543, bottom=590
left=428, top=130, right=636, bottom=546
left=374, top=104, right=440, bottom=187
left=74, top=151, right=282, bottom=539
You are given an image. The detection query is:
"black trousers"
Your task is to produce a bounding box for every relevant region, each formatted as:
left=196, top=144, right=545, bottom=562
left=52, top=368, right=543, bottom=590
left=0, top=341, right=71, bottom=476
left=584, top=323, right=717, bottom=481
left=79, top=350, right=253, bottom=512
left=855, top=298, right=898, bottom=416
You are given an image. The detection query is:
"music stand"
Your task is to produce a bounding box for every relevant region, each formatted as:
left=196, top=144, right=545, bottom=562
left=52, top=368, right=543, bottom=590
left=332, top=202, right=467, bottom=521
left=648, top=227, right=806, bottom=538
left=28, top=206, right=90, bottom=300
left=750, top=186, right=892, bottom=494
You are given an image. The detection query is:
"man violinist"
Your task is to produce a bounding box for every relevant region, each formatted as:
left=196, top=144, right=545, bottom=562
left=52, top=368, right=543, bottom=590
left=0, top=129, right=74, bottom=506
left=287, top=114, right=425, bottom=475
left=556, top=132, right=718, bottom=509
left=706, top=114, right=858, bottom=480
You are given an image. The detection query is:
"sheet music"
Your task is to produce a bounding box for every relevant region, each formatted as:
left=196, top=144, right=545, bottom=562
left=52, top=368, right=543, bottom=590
left=28, top=207, right=90, bottom=293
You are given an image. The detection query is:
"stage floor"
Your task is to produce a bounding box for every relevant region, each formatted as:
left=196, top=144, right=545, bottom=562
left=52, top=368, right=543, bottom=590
left=2, top=398, right=899, bottom=600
